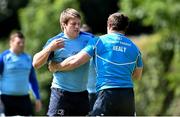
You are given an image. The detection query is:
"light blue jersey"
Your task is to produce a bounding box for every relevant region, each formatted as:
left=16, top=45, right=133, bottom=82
left=83, top=33, right=143, bottom=91
left=45, top=32, right=95, bottom=92
left=0, top=50, right=40, bottom=99
left=87, top=58, right=96, bottom=93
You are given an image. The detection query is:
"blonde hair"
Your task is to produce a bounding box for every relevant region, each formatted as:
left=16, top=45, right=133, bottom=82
left=60, top=8, right=81, bottom=31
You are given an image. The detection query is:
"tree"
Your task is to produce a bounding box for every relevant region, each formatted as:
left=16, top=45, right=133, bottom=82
left=79, top=0, right=119, bottom=34
left=119, top=0, right=180, bottom=115
left=0, top=0, right=28, bottom=38
left=19, top=0, right=82, bottom=53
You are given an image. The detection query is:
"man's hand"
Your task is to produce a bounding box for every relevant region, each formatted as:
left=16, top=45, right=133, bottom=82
left=47, top=38, right=64, bottom=52
left=48, top=61, right=60, bottom=72
left=35, top=100, right=42, bottom=112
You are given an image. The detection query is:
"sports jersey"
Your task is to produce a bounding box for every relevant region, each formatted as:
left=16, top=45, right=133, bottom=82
left=82, top=32, right=143, bottom=91
left=0, top=50, right=40, bottom=99
left=87, top=58, right=96, bottom=93
left=45, top=32, right=95, bottom=92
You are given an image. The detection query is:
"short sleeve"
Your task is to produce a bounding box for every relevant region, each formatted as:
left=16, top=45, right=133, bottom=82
left=136, top=52, right=143, bottom=68
left=82, top=37, right=99, bottom=57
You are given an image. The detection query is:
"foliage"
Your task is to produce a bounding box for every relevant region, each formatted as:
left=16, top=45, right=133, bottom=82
left=79, top=0, right=119, bottom=33
left=120, top=0, right=180, bottom=30
left=132, top=34, right=164, bottom=115
left=19, top=0, right=82, bottom=54
left=120, top=0, right=180, bottom=115
left=0, top=39, right=8, bottom=53
left=0, top=0, right=28, bottom=38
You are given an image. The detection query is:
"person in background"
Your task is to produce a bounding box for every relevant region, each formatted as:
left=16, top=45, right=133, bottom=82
left=80, top=24, right=97, bottom=113
left=33, top=8, right=95, bottom=116
left=81, top=24, right=92, bottom=33
left=0, top=31, right=42, bottom=116
left=49, top=12, right=143, bottom=116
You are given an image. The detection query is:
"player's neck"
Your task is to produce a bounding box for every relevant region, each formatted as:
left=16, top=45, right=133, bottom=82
left=64, top=32, right=79, bottom=39
left=10, top=48, right=23, bottom=55
left=108, top=30, right=125, bottom=35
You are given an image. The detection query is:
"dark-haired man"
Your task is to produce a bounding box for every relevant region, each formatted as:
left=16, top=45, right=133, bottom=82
left=0, top=31, right=41, bottom=116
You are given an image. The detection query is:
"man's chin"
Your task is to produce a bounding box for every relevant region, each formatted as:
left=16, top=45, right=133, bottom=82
left=73, top=33, right=80, bottom=38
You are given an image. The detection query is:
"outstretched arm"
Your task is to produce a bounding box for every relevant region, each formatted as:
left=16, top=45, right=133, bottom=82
left=49, top=51, right=91, bottom=72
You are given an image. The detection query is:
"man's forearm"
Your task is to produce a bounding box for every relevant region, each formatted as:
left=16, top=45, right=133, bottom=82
left=33, top=38, right=64, bottom=69
left=49, top=51, right=91, bottom=72
left=58, top=52, right=90, bottom=71
left=132, top=68, right=143, bottom=80
left=33, top=47, right=51, bottom=69
left=58, top=56, right=81, bottom=71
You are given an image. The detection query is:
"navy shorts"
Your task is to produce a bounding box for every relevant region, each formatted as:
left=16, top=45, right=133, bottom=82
left=47, top=88, right=89, bottom=116
left=90, top=88, right=135, bottom=116
left=88, top=93, right=97, bottom=112
left=1, top=94, right=33, bottom=116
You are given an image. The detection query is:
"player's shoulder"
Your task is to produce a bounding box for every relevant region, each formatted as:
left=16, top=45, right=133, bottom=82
left=99, top=34, right=109, bottom=39
left=47, top=32, right=64, bottom=43
left=123, top=36, right=140, bottom=52
left=0, top=50, right=11, bottom=57
left=23, top=52, right=31, bottom=57
left=80, top=31, right=95, bottom=38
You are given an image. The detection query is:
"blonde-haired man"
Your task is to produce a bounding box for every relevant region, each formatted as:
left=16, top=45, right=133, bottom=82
left=33, top=8, right=95, bottom=116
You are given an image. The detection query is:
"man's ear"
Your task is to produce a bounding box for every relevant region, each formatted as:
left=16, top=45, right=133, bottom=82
left=62, top=23, right=66, bottom=27
left=62, top=23, right=66, bottom=29
left=108, top=23, right=112, bottom=30
left=107, top=23, right=112, bottom=32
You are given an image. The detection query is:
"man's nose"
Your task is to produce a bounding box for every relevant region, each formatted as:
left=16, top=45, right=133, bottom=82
left=19, top=43, right=24, bottom=47
left=75, top=24, right=80, bottom=28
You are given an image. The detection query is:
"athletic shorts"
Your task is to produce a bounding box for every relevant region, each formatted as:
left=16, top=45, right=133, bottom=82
left=47, top=88, right=89, bottom=116
left=88, top=93, right=97, bottom=112
left=90, top=88, right=135, bottom=116
left=1, top=94, right=33, bottom=116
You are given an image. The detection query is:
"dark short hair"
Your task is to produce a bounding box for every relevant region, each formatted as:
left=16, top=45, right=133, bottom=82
left=107, top=13, right=129, bottom=31
left=9, top=31, right=24, bottom=40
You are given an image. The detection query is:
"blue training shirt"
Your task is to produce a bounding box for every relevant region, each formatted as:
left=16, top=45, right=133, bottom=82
left=44, top=32, right=95, bottom=92
left=87, top=58, right=96, bottom=93
left=82, top=32, right=143, bottom=91
left=0, top=50, right=40, bottom=99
